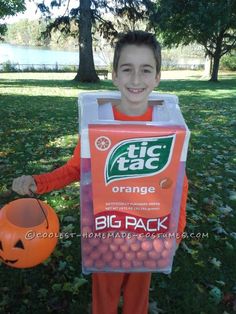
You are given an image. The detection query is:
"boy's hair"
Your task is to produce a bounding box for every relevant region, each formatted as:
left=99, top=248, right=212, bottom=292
left=113, top=30, right=161, bottom=75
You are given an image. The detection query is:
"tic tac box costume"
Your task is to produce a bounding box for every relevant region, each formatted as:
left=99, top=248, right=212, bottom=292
left=78, top=91, right=190, bottom=274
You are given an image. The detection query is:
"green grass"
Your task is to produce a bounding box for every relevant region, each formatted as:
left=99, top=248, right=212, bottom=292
left=0, top=72, right=236, bottom=314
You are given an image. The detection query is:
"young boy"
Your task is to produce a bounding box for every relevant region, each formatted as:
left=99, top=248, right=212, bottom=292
left=12, top=30, right=188, bottom=314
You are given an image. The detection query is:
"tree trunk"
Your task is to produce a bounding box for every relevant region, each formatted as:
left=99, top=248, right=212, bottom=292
left=209, top=36, right=223, bottom=82
left=209, top=53, right=221, bottom=82
left=73, top=0, right=99, bottom=83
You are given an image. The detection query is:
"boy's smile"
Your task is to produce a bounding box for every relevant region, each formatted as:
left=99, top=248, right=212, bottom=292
left=112, top=44, right=160, bottom=116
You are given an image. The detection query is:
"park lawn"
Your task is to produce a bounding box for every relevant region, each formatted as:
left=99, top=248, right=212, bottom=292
left=0, top=72, right=235, bottom=314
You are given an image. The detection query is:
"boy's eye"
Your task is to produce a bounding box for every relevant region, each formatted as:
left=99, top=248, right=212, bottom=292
left=142, top=69, right=152, bottom=73
left=122, top=68, right=131, bottom=72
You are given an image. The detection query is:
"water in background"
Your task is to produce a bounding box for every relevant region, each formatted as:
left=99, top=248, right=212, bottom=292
left=0, top=43, right=107, bottom=68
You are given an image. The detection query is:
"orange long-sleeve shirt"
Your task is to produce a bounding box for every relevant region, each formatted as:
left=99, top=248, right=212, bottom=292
left=33, top=105, right=188, bottom=235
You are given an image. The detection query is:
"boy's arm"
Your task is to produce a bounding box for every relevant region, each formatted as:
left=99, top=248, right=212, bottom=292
left=176, top=174, right=188, bottom=243
left=33, top=141, right=80, bottom=194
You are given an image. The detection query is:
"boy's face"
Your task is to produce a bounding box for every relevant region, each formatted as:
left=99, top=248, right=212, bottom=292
left=112, top=44, right=160, bottom=115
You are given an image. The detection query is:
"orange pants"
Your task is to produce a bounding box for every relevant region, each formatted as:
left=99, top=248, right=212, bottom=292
left=92, top=272, right=151, bottom=314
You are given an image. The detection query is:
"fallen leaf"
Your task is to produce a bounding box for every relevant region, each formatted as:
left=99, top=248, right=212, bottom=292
left=212, top=226, right=228, bottom=235
left=218, top=205, right=233, bottom=216
left=229, top=191, right=236, bottom=201
left=209, top=257, right=221, bottom=269
left=148, top=301, right=166, bottom=314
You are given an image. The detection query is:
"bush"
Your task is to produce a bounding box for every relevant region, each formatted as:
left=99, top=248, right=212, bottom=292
left=221, top=54, right=236, bottom=71
left=1, top=60, right=18, bottom=72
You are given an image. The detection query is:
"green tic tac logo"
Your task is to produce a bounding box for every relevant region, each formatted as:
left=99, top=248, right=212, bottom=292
left=105, top=135, right=175, bottom=184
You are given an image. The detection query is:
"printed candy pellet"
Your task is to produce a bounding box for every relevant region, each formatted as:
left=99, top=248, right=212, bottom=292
left=81, top=163, right=177, bottom=272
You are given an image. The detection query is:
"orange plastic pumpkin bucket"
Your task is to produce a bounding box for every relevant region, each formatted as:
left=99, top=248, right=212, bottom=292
left=0, top=198, right=59, bottom=268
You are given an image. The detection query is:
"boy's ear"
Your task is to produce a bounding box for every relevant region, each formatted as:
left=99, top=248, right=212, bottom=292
left=155, top=73, right=161, bottom=87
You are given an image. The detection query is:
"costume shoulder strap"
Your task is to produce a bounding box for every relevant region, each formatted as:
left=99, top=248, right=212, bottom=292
left=98, top=102, right=114, bottom=120
left=151, top=104, right=159, bottom=121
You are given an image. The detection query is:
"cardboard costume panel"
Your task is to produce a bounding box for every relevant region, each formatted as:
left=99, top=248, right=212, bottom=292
left=79, top=92, right=190, bottom=274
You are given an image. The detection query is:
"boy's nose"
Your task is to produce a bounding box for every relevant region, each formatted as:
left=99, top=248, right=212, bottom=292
left=131, top=70, right=141, bottom=85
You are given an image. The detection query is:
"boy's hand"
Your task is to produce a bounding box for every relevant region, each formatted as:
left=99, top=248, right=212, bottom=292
left=12, top=175, right=37, bottom=196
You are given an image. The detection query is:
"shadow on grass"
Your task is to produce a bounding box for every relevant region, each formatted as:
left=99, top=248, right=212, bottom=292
left=159, top=78, right=236, bottom=92
left=0, top=78, right=115, bottom=90
left=1, top=77, right=236, bottom=92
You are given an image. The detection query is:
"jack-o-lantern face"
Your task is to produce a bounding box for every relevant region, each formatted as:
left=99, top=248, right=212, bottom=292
left=0, top=198, right=59, bottom=268
left=0, top=239, right=24, bottom=264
